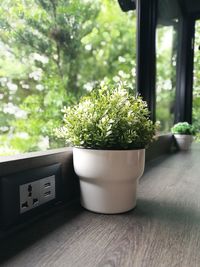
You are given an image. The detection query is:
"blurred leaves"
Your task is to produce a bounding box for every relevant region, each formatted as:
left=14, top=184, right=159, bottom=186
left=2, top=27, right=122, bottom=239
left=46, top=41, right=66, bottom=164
left=0, top=0, right=136, bottom=154
left=156, top=25, right=177, bottom=133
left=171, top=122, right=196, bottom=135
left=193, top=20, right=200, bottom=136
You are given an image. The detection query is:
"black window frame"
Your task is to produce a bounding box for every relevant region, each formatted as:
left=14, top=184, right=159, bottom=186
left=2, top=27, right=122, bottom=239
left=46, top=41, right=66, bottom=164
left=175, top=15, right=195, bottom=123
left=136, top=0, right=157, bottom=122
left=136, top=0, right=196, bottom=126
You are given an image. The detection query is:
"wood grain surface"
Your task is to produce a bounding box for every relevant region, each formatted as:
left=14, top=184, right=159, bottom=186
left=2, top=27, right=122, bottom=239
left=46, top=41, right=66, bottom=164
left=1, top=145, right=200, bottom=267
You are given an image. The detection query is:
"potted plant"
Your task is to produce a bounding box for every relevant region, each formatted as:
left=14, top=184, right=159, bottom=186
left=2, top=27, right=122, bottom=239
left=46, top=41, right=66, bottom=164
left=57, top=81, right=156, bottom=214
left=171, top=122, right=196, bottom=150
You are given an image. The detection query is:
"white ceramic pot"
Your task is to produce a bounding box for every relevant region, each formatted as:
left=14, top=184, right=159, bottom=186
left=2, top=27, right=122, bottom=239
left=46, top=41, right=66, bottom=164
left=174, top=134, right=193, bottom=150
left=73, top=148, right=145, bottom=214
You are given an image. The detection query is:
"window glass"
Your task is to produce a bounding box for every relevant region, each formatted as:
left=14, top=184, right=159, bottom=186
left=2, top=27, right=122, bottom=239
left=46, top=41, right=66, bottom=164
left=193, top=20, right=200, bottom=137
left=156, top=0, right=179, bottom=133
left=0, top=0, right=136, bottom=155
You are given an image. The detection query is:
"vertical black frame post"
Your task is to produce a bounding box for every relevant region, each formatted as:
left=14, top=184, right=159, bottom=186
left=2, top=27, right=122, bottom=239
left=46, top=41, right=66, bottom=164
left=136, top=0, right=157, bottom=121
left=175, top=17, right=195, bottom=123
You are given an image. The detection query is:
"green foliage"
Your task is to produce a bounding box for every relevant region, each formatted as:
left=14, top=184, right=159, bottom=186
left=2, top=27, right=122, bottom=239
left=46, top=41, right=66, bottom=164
left=0, top=0, right=136, bottom=154
left=193, top=20, right=200, bottom=135
left=171, top=122, right=196, bottom=135
left=156, top=25, right=177, bottom=133
left=57, top=80, right=156, bottom=149
left=1, top=1, right=200, bottom=155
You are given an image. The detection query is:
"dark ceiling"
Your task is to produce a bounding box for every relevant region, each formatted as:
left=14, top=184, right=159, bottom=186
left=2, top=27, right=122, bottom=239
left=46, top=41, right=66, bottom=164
left=183, top=0, right=200, bottom=18
left=118, top=0, right=200, bottom=19
left=159, top=0, right=200, bottom=19
left=157, top=0, right=200, bottom=25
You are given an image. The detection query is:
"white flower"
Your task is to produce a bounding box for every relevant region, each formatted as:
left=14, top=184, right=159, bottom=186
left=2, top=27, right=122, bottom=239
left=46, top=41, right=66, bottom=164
left=53, top=54, right=58, bottom=60
left=15, top=110, right=27, bottom=119
left=31, top=53, right=49, bottom=64
left=36, top=84, right=44, bottom=91
left=22, top=84, right=30, bottom=89
left=131, top=67, right=136, bottom=77
left=7, top=82, right=18, bottom=92
left=118, top=56, right=126, bottom=63
left=113, top=76, right=120, bottom=82
left=83, top=82, right=93, bottom=92
left=3, top=103, right=27, bottom=118
left=0, top=77, right=7, bottom=86
left=101, top=41, right=106, bottom=46
left=0, top=126, right=9, bottom=132
left=85, top=44, right=92, bottom=51
left=118, top=70, right=128, bottom=78
left=29, top=69, right=43, bottom=81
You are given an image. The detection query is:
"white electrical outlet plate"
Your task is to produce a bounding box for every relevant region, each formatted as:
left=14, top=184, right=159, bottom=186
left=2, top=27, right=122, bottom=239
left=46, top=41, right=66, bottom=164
left=1, top=163, right=60, bottom=226
left=19, top=175, right=56, bottom=214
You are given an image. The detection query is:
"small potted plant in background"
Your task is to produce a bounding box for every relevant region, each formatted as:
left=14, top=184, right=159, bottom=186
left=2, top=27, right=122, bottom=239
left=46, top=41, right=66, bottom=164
left=171, top=122, right=196, bottom=151
left=57, top=80, right=156, bottom=214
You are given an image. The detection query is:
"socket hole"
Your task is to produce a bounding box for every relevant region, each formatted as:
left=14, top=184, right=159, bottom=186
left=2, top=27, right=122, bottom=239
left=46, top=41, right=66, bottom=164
left=33, top=198, right=39, bottom=205
left=28, top=192, right=32, bottom=197
left=44, top=191, right=51, bottom=197
left=44, top=182, right=51, bottom=188
left=28, top=184, right=32, bottom=192
left=22, top=201, right=28, bottom=208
